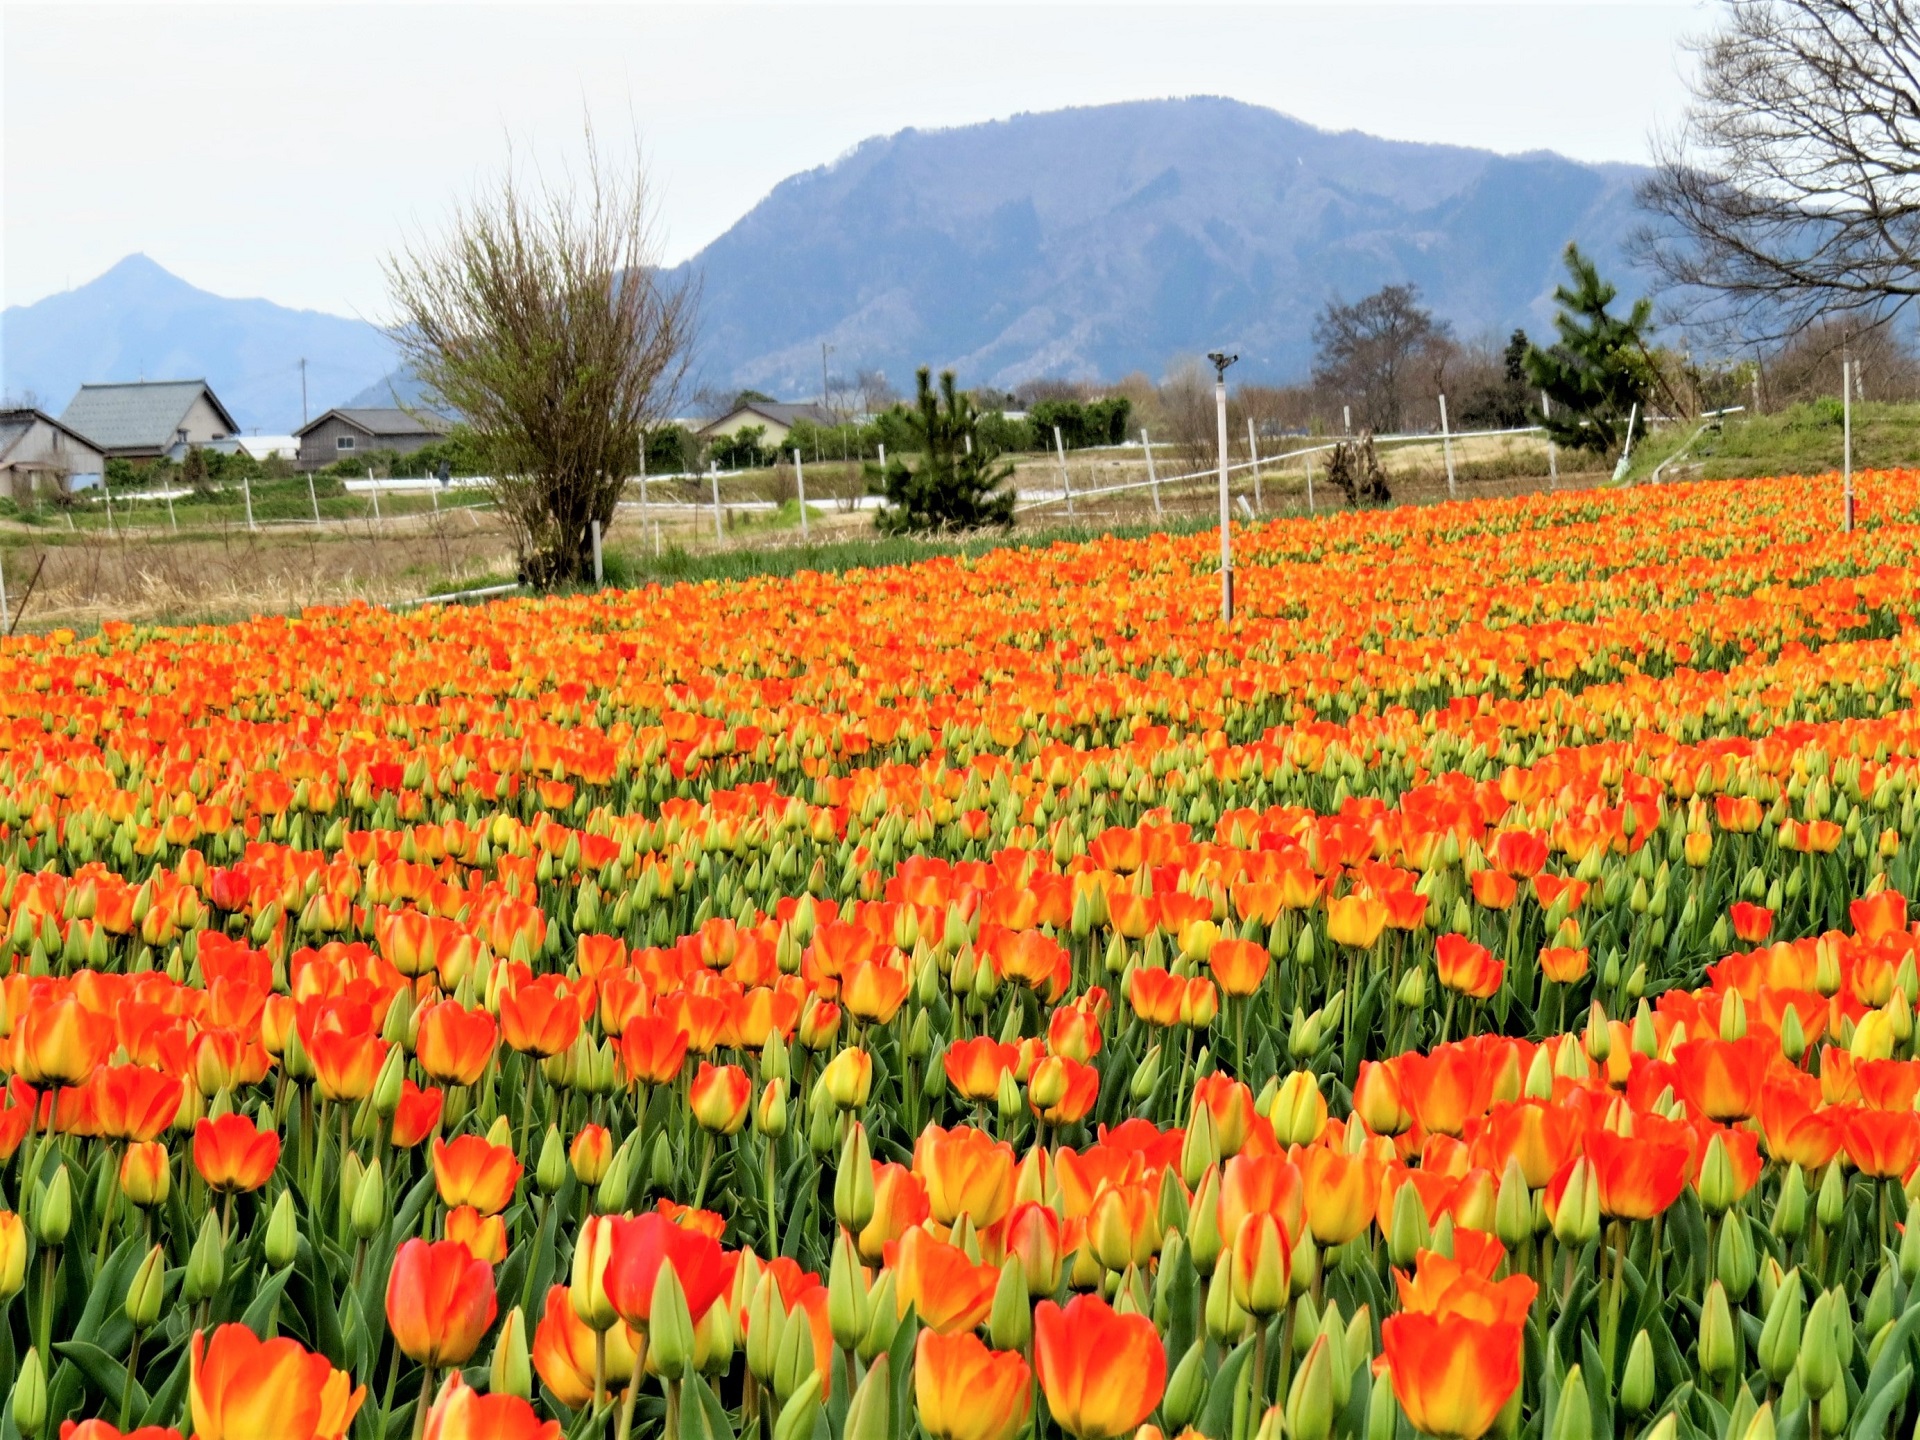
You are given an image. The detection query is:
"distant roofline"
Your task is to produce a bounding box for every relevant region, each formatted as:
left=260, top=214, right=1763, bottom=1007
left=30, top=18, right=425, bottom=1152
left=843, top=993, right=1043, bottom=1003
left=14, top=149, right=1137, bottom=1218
left=0, top=408, right=103, bottom=461
left=67, top=379, right=240, bottom=439
left=293, top=406, right=449, bottom=439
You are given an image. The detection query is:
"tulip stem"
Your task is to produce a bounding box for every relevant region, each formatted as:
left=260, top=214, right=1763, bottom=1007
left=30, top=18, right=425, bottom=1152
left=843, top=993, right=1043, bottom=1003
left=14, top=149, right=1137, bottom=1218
left=593, top=1329, right=606, bottom=1413
left=691, top=1134, right=714, bottom=1211
left=118, top=1328, right=140, bottom=1429
left=764, top=1137, right=780, bottom=1257
left=1250, top=1319, right=1269, bottom=1418
left=411, top=1365, right=435, bottom=1440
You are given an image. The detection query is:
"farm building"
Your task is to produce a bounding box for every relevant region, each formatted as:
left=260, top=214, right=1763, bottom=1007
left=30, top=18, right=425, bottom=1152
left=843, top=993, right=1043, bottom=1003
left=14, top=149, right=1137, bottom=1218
left=697, top=400, right=837, bottom=446
left=295, top=408, right=447, bottom=470
left=0, top=409, right=105, bottom=502
left=59, top=380, right=239, bottom=461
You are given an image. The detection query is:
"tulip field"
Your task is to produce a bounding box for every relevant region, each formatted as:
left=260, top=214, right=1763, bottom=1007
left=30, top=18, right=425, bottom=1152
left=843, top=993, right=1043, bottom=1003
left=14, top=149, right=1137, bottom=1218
left=10, top=473, right=1920, bottom=1440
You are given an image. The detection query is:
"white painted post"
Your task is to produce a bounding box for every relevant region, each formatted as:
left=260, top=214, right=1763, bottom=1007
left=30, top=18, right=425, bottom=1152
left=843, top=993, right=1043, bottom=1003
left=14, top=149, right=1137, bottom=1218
left=1215, top=372, right=1233, bottom=621
left=793, top=449, right=809, bottom=540
left=709, top=463, right=723, bottom=542
left=654, top=520, right=662, bottom=557
left=1844, top=358, right=1854, bottom=533
left=166, top=487, right=177, bottom=532
left=590, top=519, right=604, bottom=584
left=102, top=475, right=114, bottom=537
left=638, top=444, right=650, bottom=534
left=243, top=474, right=256, bottom=532
left=368, top=468, right=381, bottom=524
left=1438, top=394, right=1457, bottom=498
left=1054, top=426, right=1073, bottom=517
left=1246, top=417, right=1263, bottom=512
left=306, top=470, right=320, bottom=525
left=1305, top=454, right=1315, bottom=514
left=1141, top=428, right=1161, bottom=517
left=1342, top=405, right=1351, bottom=435
left=1542, top=392, right=1558, bottom=487
left=1, top=550, right=11, bottom=633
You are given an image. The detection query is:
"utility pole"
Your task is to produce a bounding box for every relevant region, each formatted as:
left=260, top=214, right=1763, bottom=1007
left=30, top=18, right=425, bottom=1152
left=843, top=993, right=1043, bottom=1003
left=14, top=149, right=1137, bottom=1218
left=1844, top=357, right=1855, bottom=533
left=1209, top=351, right=1237, bottom=622
left=820, top=343, right=835, bottom=414
left=299, top=358, right=308, bottom=427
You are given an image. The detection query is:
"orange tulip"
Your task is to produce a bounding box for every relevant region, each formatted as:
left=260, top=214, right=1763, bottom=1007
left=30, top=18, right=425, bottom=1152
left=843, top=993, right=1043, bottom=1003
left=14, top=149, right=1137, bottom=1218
left=386, top=1239, right=498, bottom=1367
left=14, top=996, right=112, bottom=1085
left=1538, top=947, right=1589, bottom=985
left=416, top=1002, right=497, bottom=1087
left=1394, top=1253, right=1536, bottom=1325
left=914, top=1330, right=1033, bottom=1440
left=1030, top=1056, right=1099, bottom=1126
left=841, top=961, right=911, bottom=1024
left=1729, top=903, right=1774, bottom=944
left=393, top=1082, right=445, bottom=1149
left=1842, top=1108, right=1920, bottom=1178
left=1219, top=1152, right=1305, bottom=1246
left=421, top=1374, right=559, bottom=1440
left=1469, top=870, right=1517, bottom=911
left=60, top=1423, right=182, bottom=1440
left=307, top=1029, right=387, bottom=1104
left=886, top=1226, right=1000, bottom=1334
left=531, top=1285, right=639, bottom=1408
left=618, top=1016, right=689, bottom=1087
left=1126, top=967, right=1186, bottom=1027
left=1353, top=1060, right=1413, bottom=1136
left=1207, top=938, right=1270, bottom=997
left=1032, top=1293, right=1167, bottom=1440
left=1380, top=1313, right=1522, bottom=1439
left=1434, top=934, right=1503, bottom=999
left=944, top=1038, right=1021, bottom=1101
left=857, top=1162, right=931, bottom=1264
left=189, top=1325, right=366, bottom=1440
left=445, top=1206, right=508, bottom=1265
left=1087, top=1181, right=1159, bottom=1271
left=601, top=1211, right=730, bottom=1330
left=1672, top=1035, right=1773, bottom=1122
left=689, top=1062, right=751, bottom=1134
left=193, top=1115, right=281, bottom=1194
left=1585, top=1129, right=1688, bottom=1220
left=119, top=1140, right=171, bottom=1207
left=1299, top=1145, right=1377, bottom=1244
left=432, top=1135, right=522, bottom=1216
left=1325, top=895, right=1388, bottom=950
left=914, top=1125, right=1016, bottom=1227
left=1191, top=1074, right=1256, bottom=1156
left=92, top=1065, right=184, bottom=1143
left=569, top=1125, right=613, bottom=1186
left=498, top=976, right=586, bottom=1058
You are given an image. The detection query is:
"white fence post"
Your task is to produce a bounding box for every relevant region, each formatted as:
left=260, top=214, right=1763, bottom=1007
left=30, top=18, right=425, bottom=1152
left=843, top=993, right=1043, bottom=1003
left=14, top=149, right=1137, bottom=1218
left=1438, top=394, right=1457, bottom=498
left=368, top=468, right=381, bottom=525
left=709, top=463, right=723, bottom=542
left=243, top=475, right=256, bottom=532
left=1141, top=428, right=1161, bottom=517
left=1844, top=358, right=1854, bottom=533
left=167, top=487, right=178, bottom=532
left=1305, top=454, right=1315, bottom=515
left=1054, top=426, right=1073, bottom=517
left=1542, top=392, right=1558, bottom=487
left=1, top=549, right=10, bottom=633
left=1246, top=417, right=1263, bottom=512
left=793, top=449, right=808, bottom=540
left=590, top=519, right=604, bottom=584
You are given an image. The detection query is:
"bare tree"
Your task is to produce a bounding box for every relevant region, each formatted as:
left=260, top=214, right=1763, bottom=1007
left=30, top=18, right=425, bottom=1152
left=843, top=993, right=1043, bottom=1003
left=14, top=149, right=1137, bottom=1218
left=1640, top=0, right=1920, bottom=339
left=1311, top=284, right=1451, bottom=432
left=385, top=134, right=694, bottom=586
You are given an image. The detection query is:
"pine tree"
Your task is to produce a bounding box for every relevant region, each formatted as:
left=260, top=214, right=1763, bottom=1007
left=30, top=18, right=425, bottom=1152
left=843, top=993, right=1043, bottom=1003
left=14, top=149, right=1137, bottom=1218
left=1524, top=244, right=1658, bottom=457
left=870, top=368, right=1015, bottom=535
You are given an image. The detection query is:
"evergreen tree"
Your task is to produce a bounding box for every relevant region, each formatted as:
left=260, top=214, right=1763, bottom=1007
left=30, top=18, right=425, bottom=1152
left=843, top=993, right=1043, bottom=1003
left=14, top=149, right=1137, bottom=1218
left=870, top=368, right=1015, bottom=535
left=1525, top=244, right=1658, bottom=457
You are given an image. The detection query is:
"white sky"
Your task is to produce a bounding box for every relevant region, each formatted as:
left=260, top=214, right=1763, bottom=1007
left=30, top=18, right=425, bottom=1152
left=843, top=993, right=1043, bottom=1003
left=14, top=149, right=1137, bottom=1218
left=2, top=1, right=1707, bottom=319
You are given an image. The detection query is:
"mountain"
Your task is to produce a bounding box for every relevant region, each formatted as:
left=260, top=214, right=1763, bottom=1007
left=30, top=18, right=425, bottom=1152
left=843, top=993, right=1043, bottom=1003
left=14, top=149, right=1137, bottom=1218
left=0, top=255, right=396, bottom=433
left=674, top=96, right=1651, bottom=394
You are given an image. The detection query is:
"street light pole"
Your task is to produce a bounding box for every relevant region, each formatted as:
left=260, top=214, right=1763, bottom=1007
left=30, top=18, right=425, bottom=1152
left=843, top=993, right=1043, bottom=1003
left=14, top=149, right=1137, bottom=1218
left=821, top=343, right=835, bottom=412
left=1209, top=350, right=1238, bottom=622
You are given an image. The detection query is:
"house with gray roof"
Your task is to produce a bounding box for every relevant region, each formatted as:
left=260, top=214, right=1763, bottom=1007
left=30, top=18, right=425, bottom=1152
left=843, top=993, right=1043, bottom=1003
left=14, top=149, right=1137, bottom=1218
left=697, top=400, right=838, bottom=446
left=0, top=410, right=104, bottom=502
left=294, top=407, right=447, bottom=471
left=59, top=380, right=239, bottom=461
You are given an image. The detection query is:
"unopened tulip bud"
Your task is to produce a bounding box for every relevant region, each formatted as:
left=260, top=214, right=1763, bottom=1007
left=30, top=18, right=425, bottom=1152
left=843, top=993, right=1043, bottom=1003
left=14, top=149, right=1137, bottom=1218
left=1817, top=1159, right=1847, bottom=1227
left=183, top=1210, right=224, bottom=1303
left=570, top=1215, right=620, bottom=1331
left=1394, top=967, right=1427, bottom=1007
left=1366, top=1361, right=1396, bottom=1440
left=1230, top=1213, right=1291, bottom=1317
left=650, top=1131, right=675, bottom=1192
left=772, top=1374, right=823, bottom=1440
left=988, top=1257, right=1030, bottom=1351
left=1182, top=1105, right=1220, bottom=1190
left=648, top=1261, right=696, bottom=1381
left=1494, top=1158, right=1531, bottom=1246
left=834, top=1124, right=874, bottom=1233
left=125, top=1243, right=166, bottom=1329
left=1798, top=1290, right=1839, bottom=1398
left=1698, top=1281, right=1737, bottom=1379
left=1205, top=1252, right=1247, bottom=1343
left=13, top=1346, right=45, bottom=1438
left=1163, top=1340, right=1208, bottom=1431
left=1187, top=1166, right=1222, bottom=1274
left=1130, top=1045, right=1161, bottom=1101
left=119, top=1141, right=170, bottom=1208
left=1388, top=1181, right=1429, bottom=1267
left=1272, top=1071, right=1326, bottom=1148
left=827, top=1231, right=869, bottom=1350
left=773, top=1298, right=818, bottom=1402
left=1717, top=1211, right=1756, bottom=1301
left=489, top=1306, right=531, bottom=1399
left=265, top=1190, right=298, bottom=1270
left=745, top=1271, right=786, bottom=1382
left=1286, top=1334, right=1334, bottom=1440
left=755, top=1078, right=789, bottom=1139
left=1621, top=1330, right=1656, bottom=1415
left=1697, top=1133, right=1735, bottom=1215
left=372, top=1045, right=405, bottom=1117
left=1758, top=1270, right=1803, bottom=1383
left=858, top=1271, right=899, bottom=1363
left=1550, top=1364, right=1591, bottom=1440
left=351, top=1157, right=384, bottom=1239
left=1552, top=1157, right=1600, bottom=1246
left=31, top=1167, right=68, bottom=1246
left=842, top=1354, right=890, bottom=1440
left=1773, top=1164, right=1808, bottom=1239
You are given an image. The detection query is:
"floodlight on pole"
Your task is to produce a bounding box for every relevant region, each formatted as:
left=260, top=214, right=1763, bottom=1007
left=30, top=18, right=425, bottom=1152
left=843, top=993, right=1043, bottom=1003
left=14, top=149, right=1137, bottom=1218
left=1209, top=351, right=1237, bottom=622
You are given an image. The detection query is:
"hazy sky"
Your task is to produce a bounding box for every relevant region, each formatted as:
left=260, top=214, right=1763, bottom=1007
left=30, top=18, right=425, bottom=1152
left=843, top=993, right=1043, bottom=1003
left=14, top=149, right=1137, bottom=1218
left=3, top=1, right=1707, bottom=319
